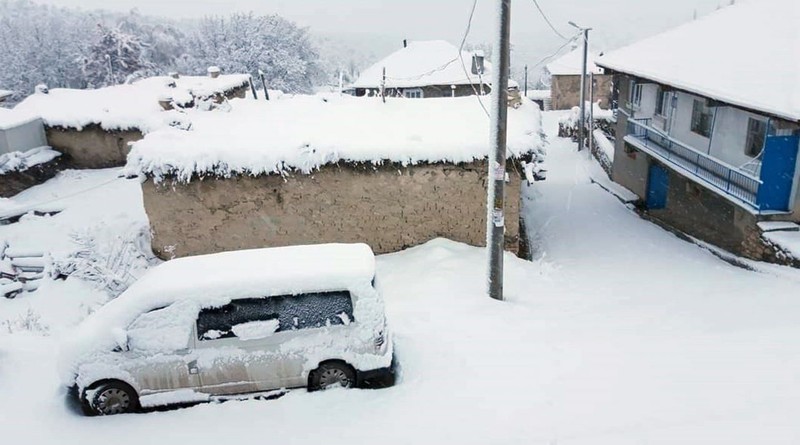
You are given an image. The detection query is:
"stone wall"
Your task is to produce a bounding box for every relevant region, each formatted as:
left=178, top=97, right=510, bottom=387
left=0, top=156, right=67, bottom=198
left=551, top=74, right=613, bottom=110
left=45, top=125, right=143, bottom=169
left=142, top=160, right=523, bottom=259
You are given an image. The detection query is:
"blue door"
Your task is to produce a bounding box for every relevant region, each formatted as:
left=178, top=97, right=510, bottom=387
left=757, top=135, right=799, bottom=211
left=647, top=164, right=669, bottom=209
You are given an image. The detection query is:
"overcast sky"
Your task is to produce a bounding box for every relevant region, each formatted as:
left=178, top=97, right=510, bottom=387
left=33, top=0, right=727, bottom=70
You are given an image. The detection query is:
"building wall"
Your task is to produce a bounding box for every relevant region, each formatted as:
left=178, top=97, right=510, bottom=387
left=45, top=125, right=142, bottom=169
left=611, top=79, right=649, bottom=199
left=550, top=74, right=613, bottom=110
left=142, top=160, right=523, bottom=259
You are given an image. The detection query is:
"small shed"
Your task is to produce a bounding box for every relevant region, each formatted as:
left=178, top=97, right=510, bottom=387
left=0, top=109, right=47, bottom=155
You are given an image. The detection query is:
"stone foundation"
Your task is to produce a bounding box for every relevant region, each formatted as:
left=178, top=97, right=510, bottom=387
left=143, top=160, right=523, bottom=259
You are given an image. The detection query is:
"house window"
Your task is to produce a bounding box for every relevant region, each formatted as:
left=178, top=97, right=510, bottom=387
left=403, top=88, right=423, bottom=99
left=655, top=89, right=670, bottom=116
left=745, top=118, right=767, bottom=157
left=690, top=99, right=713, bottom=137
left=629, top=80, right=642, bottom=108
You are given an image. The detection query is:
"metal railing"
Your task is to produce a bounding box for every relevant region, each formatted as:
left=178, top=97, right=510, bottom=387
left=626, top=117, right=762, bottom=208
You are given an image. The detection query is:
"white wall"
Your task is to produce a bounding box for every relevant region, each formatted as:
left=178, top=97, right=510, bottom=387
left=709, top=106, right=766, bottom=168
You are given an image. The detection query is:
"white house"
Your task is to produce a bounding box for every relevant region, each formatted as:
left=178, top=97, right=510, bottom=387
left=350, top=40, right=495, bottom=98
left=596, top=0, right=800, bottom=263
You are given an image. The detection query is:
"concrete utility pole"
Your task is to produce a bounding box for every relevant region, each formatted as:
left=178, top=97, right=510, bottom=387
left=524, top=64, right=528, bottom=97
left=588, top=72, right=595, bottom=159
left=569, top=22, right=591, bottom=152
left=259, top=70, right=270, bottom=101
left=381, top=67, right=386, bottom=103
left=487, top=0, right=511, bottom=301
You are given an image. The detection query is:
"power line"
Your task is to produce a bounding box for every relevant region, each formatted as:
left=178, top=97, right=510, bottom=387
left=456, top=0, right=490, bottom=117
left=528, top=31, right=582, bottom=73
left=529, top=0, right=569, bottom=40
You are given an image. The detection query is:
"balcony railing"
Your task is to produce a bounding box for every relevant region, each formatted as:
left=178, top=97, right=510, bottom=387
left=625, top=117, right=763, bottom=208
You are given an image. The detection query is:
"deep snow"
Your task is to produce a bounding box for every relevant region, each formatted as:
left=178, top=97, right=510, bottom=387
left=0, top=112, right=798, bottom=444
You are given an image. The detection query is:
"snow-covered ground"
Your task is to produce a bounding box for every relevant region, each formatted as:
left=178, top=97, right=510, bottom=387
left=0, top=112, right=798, bottom=444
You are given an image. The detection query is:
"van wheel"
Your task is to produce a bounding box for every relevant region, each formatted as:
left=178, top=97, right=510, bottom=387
left=308, top=362, right=356, bottom=391
left=84, top=381, right=140, bottom=416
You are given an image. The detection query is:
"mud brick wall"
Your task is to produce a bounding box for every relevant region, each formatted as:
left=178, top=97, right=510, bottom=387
left=142, top=160, right=522, bottom=259
left=45, top=125, right=143, bottom=169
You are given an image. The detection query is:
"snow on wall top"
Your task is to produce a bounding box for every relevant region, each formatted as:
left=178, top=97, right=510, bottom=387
left=127, top=94, right=544, bottom=181
left=546, top=48, right=604, bottom=76
left=352, top=40, right=489, bottom=89
left=12, top=74, right=251, bottom=132
left=0, top=89, right=12, bottom=100
left=596, top=0, right=800, bottom=122
left=0, top=108, right=41, bottom=130
left=58, top=243, right=377, bottom=380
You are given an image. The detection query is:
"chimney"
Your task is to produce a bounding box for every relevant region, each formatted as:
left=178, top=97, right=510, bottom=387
left=403, top=39, right=407, bottom=48
left=207, top=66, right=221, bottom=79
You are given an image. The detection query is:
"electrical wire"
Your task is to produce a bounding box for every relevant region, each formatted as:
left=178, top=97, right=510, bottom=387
left=529, top=0, right=569, bottom=41
left=456, top=0, right=490, bottom=117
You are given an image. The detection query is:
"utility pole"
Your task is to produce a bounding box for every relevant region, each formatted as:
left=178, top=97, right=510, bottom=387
left=381, top=67, right=386, bottom=103
left=487, top=0, right=511, bottom=301
left=569, top=22, right=591, bottom=152
left=588, top=72, right=595, bottom=159
left=524, top=64, right=528, bottom=97
left=249, top=75, right=258, bottom=100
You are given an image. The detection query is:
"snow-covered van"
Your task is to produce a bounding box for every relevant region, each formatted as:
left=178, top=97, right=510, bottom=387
left=59, top=243, right=394, bottom=415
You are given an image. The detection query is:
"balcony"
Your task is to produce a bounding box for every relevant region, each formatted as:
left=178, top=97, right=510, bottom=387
left=625, top=117, right=763, bottom=210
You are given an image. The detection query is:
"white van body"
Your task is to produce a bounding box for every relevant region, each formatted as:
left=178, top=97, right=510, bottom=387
left=59, top=244, right=394, bottom=414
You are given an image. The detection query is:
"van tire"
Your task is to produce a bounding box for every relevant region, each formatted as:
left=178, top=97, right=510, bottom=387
left=83, top=381, right=140, bottom=416
left=308, top=361, right=356, bottom=391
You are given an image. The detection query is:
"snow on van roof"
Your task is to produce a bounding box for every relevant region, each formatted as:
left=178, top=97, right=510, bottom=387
left=596, top=0, right=800, bottom=122
left=59, top=243, right=376, bottom=379
left=12, top=74, right=251, bottom=132
left=352, top=40, right=489, bottom=89
left=126, top=94, right=544, bottom=182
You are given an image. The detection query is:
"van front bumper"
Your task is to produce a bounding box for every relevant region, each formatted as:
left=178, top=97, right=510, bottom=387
left=356, top=357, right=396, bottom=389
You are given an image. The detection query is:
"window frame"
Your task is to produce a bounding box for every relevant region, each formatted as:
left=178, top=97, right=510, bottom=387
left=690, top=99, right=713, bottom=138
left=403, top=88, right=423, bottom=99
left=629, top=80, right=643, bottom=108
left=744, top=117, right=767, bottom=157
left=655, top=89, right=671, bottom=117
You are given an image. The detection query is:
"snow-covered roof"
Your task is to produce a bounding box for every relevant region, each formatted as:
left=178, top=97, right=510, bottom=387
left=127, top=94, right=543, bottom=182
left=352, top=40, right=490, bottom=89
left=0, top=108, right=41, bottom=130
left=546, top=47, right=604, bottom=76
left=58, top=243, right=377, bottom=381
left=596, top=0, right=800, bottom=122
left=13, top=74, right=251, bottom=132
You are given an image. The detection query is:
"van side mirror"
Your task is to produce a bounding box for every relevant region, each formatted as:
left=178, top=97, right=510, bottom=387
left=111, top=328, right=129, bottom=352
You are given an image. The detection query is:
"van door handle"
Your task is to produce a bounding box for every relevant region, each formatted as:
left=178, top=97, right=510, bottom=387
left=188, top=360, right=199, bottom=375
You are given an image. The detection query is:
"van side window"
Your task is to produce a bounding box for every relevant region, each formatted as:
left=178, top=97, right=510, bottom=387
left=270, top=291, right=354, bottom=331
left=197, top=292, right=354, bottom=341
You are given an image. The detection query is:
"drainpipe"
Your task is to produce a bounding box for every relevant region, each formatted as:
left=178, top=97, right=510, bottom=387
left=707, top=105, right=718, bottom=155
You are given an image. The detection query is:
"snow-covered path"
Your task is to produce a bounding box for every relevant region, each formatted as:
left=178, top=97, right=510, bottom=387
left=0, top=112, right=798, bottom=444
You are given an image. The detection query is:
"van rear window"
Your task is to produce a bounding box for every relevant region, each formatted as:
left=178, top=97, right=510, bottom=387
left=197, top=291, right=354, bottom=340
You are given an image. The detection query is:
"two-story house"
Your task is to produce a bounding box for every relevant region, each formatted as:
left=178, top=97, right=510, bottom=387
left=596, top=0, right=800, bottom=262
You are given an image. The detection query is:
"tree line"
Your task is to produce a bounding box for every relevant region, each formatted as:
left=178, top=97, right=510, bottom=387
left=0, top=1, right=333, bottom=104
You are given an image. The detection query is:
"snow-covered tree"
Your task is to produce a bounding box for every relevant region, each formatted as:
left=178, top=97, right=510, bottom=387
left=81, top=24, right=156, bottom=87
left=177, top=13, right=322, bottom=94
